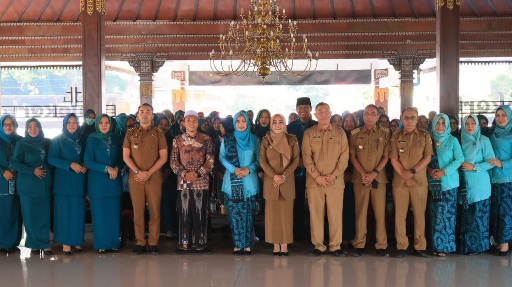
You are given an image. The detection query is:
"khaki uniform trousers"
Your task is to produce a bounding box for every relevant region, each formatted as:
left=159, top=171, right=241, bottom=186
left=393, top=186, right=428, bottom=251
left=353, top=183, right=387, bottom=249
left=307, top=185, right=344, bottom=252
left=130, top=174, right=163, bottom=246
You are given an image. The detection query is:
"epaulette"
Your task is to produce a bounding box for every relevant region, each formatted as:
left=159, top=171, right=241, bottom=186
left=380, top=126, right=389, bottom=133
left=351, top=128, right=360, bottom=135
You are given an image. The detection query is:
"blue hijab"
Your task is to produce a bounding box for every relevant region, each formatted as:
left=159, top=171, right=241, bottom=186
left=233, top=111, right=255, bottom=152
left=391, top=119, right=403, bottom=131
left=0, top=115, right=20, bottom=145
left=430, top=113, right=451, bottom=145
left=24, top=118, right=46, bottom=145
left=63, top=113, right=82, bottom=141
left=461, top=115, right=481, bottom=164
left=493, top=105, right=512, bottom=139
left=89, top=114, right=113, bottom=140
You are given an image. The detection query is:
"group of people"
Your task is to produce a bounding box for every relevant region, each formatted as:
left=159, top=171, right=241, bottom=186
left=0, top=97, right=511, bottom=260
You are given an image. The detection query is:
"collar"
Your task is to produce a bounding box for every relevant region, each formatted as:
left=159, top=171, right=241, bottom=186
left=403, top=128, right=418, bottom=136
left=363, top=125, right=378, bottom=134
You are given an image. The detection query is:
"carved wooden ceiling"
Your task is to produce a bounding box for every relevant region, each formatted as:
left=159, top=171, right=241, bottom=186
left=0, top=0, right=511, bottom=62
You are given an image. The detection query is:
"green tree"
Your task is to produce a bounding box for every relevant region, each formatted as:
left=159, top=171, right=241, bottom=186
left=490, top=66, right=512, bottom=100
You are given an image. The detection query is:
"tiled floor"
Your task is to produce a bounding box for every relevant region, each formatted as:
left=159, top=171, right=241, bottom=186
left=1, top=235, right=512, bottom=287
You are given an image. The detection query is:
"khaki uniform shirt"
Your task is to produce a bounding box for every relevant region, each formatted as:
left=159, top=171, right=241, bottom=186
left=123, top=126, right=167, bottom=172
left=389, top=128, right=433, bottom=187
left=349, top=126, right=390, bottom=184
left=302, top=124, right=349, bottom=188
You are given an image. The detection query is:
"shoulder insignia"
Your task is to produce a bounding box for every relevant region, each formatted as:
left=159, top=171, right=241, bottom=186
left=351, top=128, right=360, bottom=135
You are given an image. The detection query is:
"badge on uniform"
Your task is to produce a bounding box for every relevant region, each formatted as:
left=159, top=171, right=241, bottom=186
left=398, top=140, right=406, bottom=143
left=436, top=142, right=441, bottom=147
left=399, top=148, right=405, bottom=153
left=133, top=144, right=139, bottom=149
left=358, top=145, right=364, bottom=150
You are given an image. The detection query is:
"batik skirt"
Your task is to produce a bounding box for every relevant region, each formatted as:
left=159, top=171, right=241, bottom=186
left=460, top=198, right=490, bottom=254
left=429, top=188, right=457, bottom=253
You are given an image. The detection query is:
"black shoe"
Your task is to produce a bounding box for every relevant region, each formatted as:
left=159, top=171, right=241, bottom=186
left=72, top=247, right=83, bottom=253
left=109, top=248, right=119, bottom=253
left=98, top=249, right=107, bottom=254
left=149, top=246, right=160, bottom=254
left=331, top=249, right=346, bottom=257
left=498, top=250, right=509, bottom=256
left=280, top=252, right=288, bottom=256
left=376, top=249, right=390, bottom=257
left=0, top=248, right=7, bottom=255
left=244, top=249, right=252, bottom=256
left=43, top=249, right=53, bottom=256
left=396, top=250, right=407, bottom=258
left=353, top=248, right=365, bottom=257
left=174, top=248, right=188, bottom=255
left=31, top=249, right=41, bottom=255
left=310, top=249, right=323, bottom=257
left=8, top=247, right=20, bottom=254
left=273, top=251, right=281, bottom=256
left=415, top=250, right=432, bottom=258
left=466, top=252, right=480, bottom=256
left=63, top=250, right=73, bottom=256
left=232, top=249, right=242, bottom=256
left=132, top=245, right=146, bottom=255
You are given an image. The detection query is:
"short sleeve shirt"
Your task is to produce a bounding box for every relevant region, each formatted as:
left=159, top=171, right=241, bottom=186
left=123, top=126, right=167, bottom=171
left=349, top=126, right=390, bottom=184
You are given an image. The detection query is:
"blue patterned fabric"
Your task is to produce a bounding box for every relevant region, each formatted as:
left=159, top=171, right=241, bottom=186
left=490, top=182, right=512, bottom=244
left=429, top=188, right=457, bottom=253
left=224, top=196, right=256, bottom=249
left=460, top=199, right=490, bottom=254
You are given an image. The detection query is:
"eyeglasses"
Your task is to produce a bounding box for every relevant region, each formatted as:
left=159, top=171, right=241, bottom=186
left=403, top=116, right=417, bottom=121
left=2, top=124, right=14, bottom=127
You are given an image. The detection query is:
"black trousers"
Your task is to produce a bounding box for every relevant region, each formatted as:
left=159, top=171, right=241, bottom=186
left=178, top=189, right=209, bottom=249
left=293, top=173, right=308, bottom=241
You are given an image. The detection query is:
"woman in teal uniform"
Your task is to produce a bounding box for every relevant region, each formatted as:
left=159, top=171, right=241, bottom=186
left=48, top=113, right=87, bottom=255
left=12, top=118, right=53, bottom=255
left=0, top=115, right=23, bottom=255
left=84, top=114, right=124, bottom=253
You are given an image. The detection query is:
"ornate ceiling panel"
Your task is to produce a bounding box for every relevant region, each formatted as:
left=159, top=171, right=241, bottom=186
left=0, top=0, right=511, bottom=62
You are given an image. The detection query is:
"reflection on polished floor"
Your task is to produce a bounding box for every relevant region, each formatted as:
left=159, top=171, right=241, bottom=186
left=1, top=234, right=512, bottom=287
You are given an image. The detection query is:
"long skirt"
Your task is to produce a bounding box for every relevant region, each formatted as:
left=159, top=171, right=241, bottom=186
left=225, top=196, right=255, bottom=249
left=20, top=195, right=51, bottom=249
left=342, top=183, right=355, bottom=242
left=53, top=194, right=85, bottom=246
left=460, top=199, right=490, bottom=254
left=0, top=194, right=22, bottom=249
left=490, top=182, right=512, bottom=244
left=265, top=195, right=293, bottom=244
left=90, top=197, right=121, bottom=250
left=429, top=188, right=457, bottom=253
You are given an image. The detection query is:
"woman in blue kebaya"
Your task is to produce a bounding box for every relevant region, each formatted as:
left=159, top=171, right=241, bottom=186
left=220, top=111, right=260, bottom=255
left=0, top=115, right=23, bottom=255
left=12, top=118, right=53, bottom=255
left=488, top=105, right=512, bottom=256
left=459, top=115, right=495, bottom=255
left=427, top=114, right=464, bottom=256
left=48, top=113, right=87, bottom=255
left=84, top=114, right=124, bottom=253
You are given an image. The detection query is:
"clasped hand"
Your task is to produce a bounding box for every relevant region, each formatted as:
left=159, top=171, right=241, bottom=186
left=70, top=162, right=87, bottom=174
left=34, top=166, right=46, bottom=179
left=234, top=167, right=249, bottom=179
left=134, top=170, right=150, bottom=182
left=107, top=166, right=119, bottom=180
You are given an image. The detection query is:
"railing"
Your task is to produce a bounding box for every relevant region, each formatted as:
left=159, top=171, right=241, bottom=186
left=1, top=105, right=117, bottom=118
left=459, top=100, right=512, bottom=122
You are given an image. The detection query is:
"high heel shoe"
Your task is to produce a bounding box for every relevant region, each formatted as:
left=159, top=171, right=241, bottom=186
left=498, top=250, right=509, bottom=256
left=273, top=251, right=280, bottom=256
left=43, top=249, right=53, bottom=255
left=280, top=251, right=288, bottom=256
left=63, top=250, right=73, bottom=256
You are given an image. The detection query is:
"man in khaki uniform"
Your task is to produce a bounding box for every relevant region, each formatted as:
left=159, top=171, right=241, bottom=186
left=350, top=104, right=390, bottom=257
left=123, top=103, right=168, bottom=254
left=390, top=107, right=433, bottom=258
left=302, top=102, right=349, bottom=257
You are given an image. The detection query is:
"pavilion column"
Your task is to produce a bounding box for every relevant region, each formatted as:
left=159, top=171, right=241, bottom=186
left=126, top=53, right=166, bottom=105
left=386, top=51, right=426, bottom=110
left=437, top=5, right=460, bottom=117
left=82, top=10, right=105, bottom=114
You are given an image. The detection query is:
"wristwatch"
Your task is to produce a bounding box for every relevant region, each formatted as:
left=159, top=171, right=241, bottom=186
left=410, top=169, right=416, bottom=174
left=134, top=170, right=139, bottom=175
left=373, top=169, right=380, bottom=175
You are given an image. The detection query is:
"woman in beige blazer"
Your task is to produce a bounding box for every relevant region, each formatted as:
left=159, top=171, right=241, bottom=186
left=259, top=114, right=300, bottom=256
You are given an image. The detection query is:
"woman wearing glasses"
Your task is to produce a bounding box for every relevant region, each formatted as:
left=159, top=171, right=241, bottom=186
left=0, top=115, right=23, bottom=255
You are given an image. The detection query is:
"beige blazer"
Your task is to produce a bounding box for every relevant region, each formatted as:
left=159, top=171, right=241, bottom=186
left=259, top=134, right=300, bottom=201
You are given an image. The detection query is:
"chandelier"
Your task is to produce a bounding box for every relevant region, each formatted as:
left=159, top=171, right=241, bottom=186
left=435, top=0, right=461, bottom=10
left=209, top=0, right=318, bottom=81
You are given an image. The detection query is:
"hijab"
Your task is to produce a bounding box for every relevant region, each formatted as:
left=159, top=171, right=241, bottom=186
left=390, top=119, right=403, bottom=131
left=461, top=115, right=481, bottom=164
left=83, top=109, right=96, bottom=126
left=493, top=105, right=512, bottom=139
left=378, top=114, right=390, bottom=127
left=220, top=116, right=234, bottom=135
left=116, top=113, right=129, bottom=136
left=89, top=114, right=113, bottom=141
left=341, top=113, right=356, bottom=133
left=330, top=114, right=343, bottom=127
left=267, top=114, right=291, bottom=167
left=254, top=109, right=271, bottom=139
left=63, top=113, right=82, bottom=141
left=24, top=118, right=46, bottom=145
left=430, top=113, right=451, bottom=145
left=0, top=115, right=20, bottom=145
left=234, top=111, right=256, bottom=152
